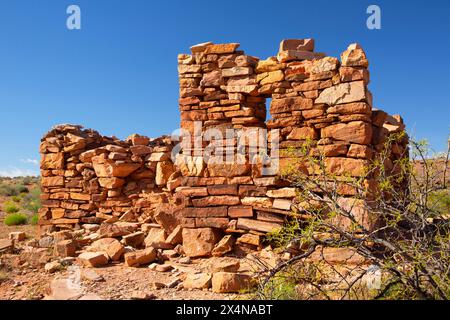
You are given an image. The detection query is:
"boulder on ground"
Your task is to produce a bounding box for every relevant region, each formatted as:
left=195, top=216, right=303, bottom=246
left=124, top=247, right=157, bottom=267
left=78, top=252, right=109, bottom=268
left=211, top=272, right=253, bottom=293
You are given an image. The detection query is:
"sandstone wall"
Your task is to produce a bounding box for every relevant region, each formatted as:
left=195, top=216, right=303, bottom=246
left=39, top=39, right=408, bottom=258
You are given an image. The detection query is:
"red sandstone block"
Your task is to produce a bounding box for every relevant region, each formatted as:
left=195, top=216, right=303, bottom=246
left=228, top=206, right=253, bottom=218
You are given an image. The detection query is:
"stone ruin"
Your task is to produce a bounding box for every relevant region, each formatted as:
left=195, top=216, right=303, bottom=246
left=38, top=39, right=408, bottom=262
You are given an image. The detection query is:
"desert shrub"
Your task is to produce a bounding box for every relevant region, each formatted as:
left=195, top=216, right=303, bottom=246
left=256, top=136, right=449, bottom=300
left=17, top=184, right=29, bottom=194
left=29, top=214, right=39, bottom=225
left=428, top=189, right=450, bottom=215
left=0, top=184, right=19, bottom=197
left=257, top=271, right=299, bottom=300
left=4, top=213, right=28, bottom=226
left=11, top=195, right=21, bottom=203
left=3, top=201, right=20, bottom=214
left=22, top=187, right=41, bottom=213
left=21, top=176, right=34, bottom=185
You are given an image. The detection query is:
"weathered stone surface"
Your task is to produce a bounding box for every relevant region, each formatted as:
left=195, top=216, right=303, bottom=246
left=0, top=239, right=14, bottom=252
left=127, top=134, right=150, bottom=146
left=266, top=188, right=296, bottom=198
left=41, top=153, right=64, bottom=170
left=98, top=177, right=125, bottom=189
left=228, top=206, right=253, bottom=218
left=277, top=50, right=323, bottom=63
left=315, top=81, right=367, bottom=106
left=54, top=240, right=77, bottom=258
left=122, top=232, right=146, bottom=248
left=279, top=39, right=315, bottom=52
left=327, top=102, right=371, bottom=115
left=195, top=217, right=229, bottom=229
left=207, top=184, right=238, bottom=196
left=183, top=206, right=228, bottom=218
left=236, top=233, right=261, bottom=247
left=287, top=127, right=317, bottom=140
left=124, top=247, right=157, bottom=267
left=192, top=196, right=240, bottom=207
left=241, top=197, right=272, bottom=208
left=78, top=252, right=109, bottom=268
left=92, top=158, right=141, bottom=178
left=256, top=70, right=284, bottom=85
left=155, top=161, right=175, bottom=186
left=200, top=70, right=223, bottom=87
left=321, top=121, right=372, bottom=145
left=212, top=272, right=252, bottom=293
left=236, top=218, right=282, bottom=233
left=190, top=41, right=213, bottom=53
left=341, top=43, right=369, bottom=68
left=315, top=144, right=348, bottom=157
left=177, top=156, right=206, bottom=177
left=144, top=228, right=168, bottom=249
left=182, top=228, right=222, bottom=257
left=208, top=257, right=240, bottom=272
left=272, top=198, right=292, bottom=210
left=98, top=223, right=133, bottom=238
left=88, top=238, right=125, bottom=261
left=183, top=273, right=212, bottom=289
left=45, top=261, right=62, bottom=273
left=207, top=160, right=250, bottom=177
left=154, top=204, right=182, bottom=234
left=347, top=144, right=374, bottom=159
left=256, top=57, right=284, bottom=73
left=308, top=246, right=367, bottom=265
left=331, top=197, right=378, bottom=231
left=307, top=57, right=339, bottom=80
left=270, top=96, right=313, bottom=114
left=324, top=157, right=369, bottom=177
left=41, top=176, right=64, bottom=187
left=9, top=232, right=26, bottom=242
left=212, top=235, right=236, bottom=257
left=204, top=43, right=240, bottom=54
left=166, top=225, right=183, bottom=245
left=222, top=67, right=252, bottom=77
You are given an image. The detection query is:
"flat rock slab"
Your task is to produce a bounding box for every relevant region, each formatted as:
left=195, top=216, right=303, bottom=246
left=44, top=277, right=104, bottom=300
left=0, top=239, right=14, bottom=252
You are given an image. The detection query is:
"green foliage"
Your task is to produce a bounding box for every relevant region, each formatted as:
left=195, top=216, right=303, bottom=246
left=258, top=272, right=299, bottom=300
left=17, top=184, right=29, bottom=194
left=21, top=187, right=41, bottom=213
left=4, top=213, right=28, bottom=226
left=0, top=182, right=29, bottom=196
left=29, top=214, right=39, bottom=226
left=428, top=189, right=450, bottom=215
left=11, top=195, right=21, bottom=203
left=3, top=201, right=20, bottom=214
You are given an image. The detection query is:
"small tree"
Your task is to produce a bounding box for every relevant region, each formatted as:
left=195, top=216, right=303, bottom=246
left=256, top=134, right=449, bottom=300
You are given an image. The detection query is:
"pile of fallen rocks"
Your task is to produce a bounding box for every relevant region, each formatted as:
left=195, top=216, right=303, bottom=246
left=3, top=225, right=259, bottom=294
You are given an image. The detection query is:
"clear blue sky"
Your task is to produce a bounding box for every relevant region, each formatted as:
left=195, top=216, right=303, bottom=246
left=0, top=0, right=449, bottom=176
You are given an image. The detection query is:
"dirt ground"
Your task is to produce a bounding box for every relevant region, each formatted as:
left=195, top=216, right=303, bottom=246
left=0, top=252, right=236, bottom=300
left=0, top=211, right=242, bottom=300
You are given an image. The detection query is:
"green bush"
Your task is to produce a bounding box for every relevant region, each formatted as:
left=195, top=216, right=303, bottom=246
left=4, top=213, right=28, bottom=226
left=22, top=187, right=41, bottom=213
left=4, top=201, right=20, bottom=214
left=0, top=184, right=19, bottom=196
left=17, top=184, right=29, bottom=194
left=21, top=176, right=34, bottom=185
left=11, top=196, right=21, bottom=203
left=29, top=214, right=39, bottom=226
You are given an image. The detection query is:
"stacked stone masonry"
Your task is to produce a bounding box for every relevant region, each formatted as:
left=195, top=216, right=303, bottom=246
left=39, top=39, right=408, bottom=258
